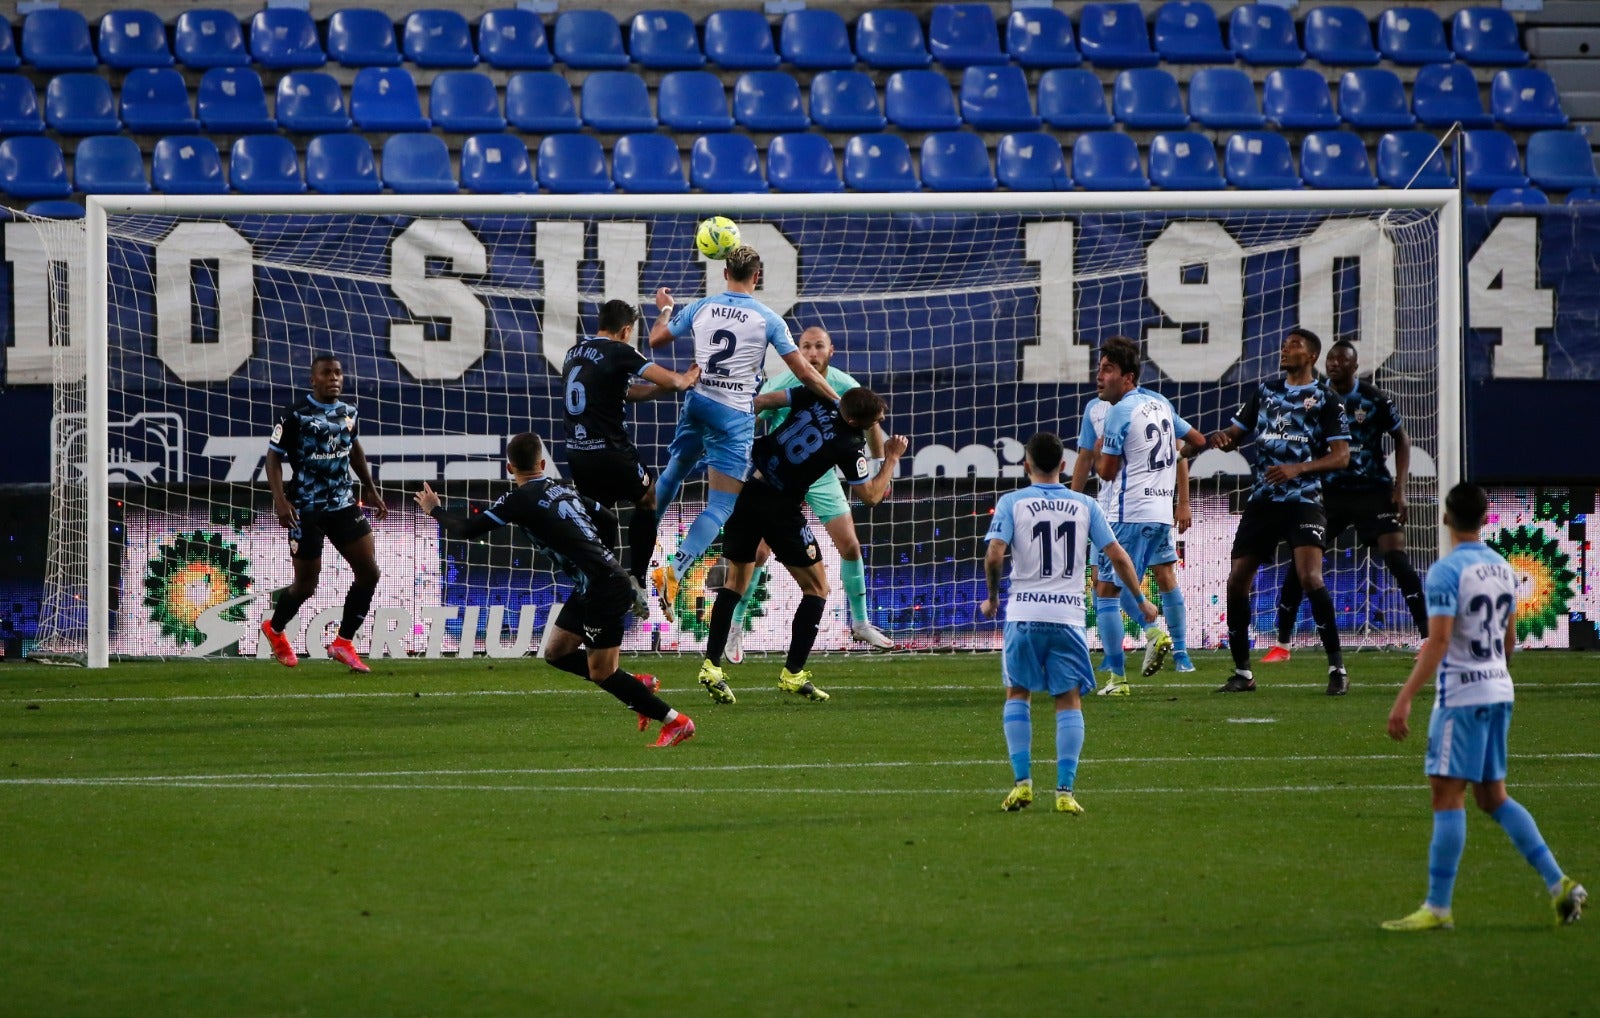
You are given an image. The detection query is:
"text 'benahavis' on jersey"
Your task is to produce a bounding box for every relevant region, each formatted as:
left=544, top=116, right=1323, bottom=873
left=985, top=484, right=1116, bottom=628
left=1100, top=387, right=1195, bottom=525
left=1426, top=542, right=1518, bottom=709
left=1325, top=380, right=1403, bottom=493
left=1231, top=379, right=1352, bottom=504
left=561, top=335, right=652, bottom=454
left=667, top=291, right=796, bottom=412
left=268, top=394, right=359, bottom=513
left=476, top=478, right=628, bottom=598
left=749, top=388, right=872, bottom=498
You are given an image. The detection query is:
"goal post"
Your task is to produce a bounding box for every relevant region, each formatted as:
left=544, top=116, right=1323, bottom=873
left=39, top=189, right=1461, bottom=667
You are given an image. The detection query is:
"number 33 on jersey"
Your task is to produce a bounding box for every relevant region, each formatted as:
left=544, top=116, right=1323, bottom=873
left=986, top=484, right=1117, bottom=626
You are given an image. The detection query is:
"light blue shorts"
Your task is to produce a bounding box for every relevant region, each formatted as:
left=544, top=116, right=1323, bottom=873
left=668, top=390, right=756, bottom=479
left=1096, top=522, right=1177, bottom=588
left=1002, top=621, right=1096, bottom=697
left=1425, top=702, right=1512, bottom=783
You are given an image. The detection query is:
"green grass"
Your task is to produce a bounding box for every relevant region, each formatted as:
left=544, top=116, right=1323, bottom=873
left=2, top=650, right=1595, bottom=1017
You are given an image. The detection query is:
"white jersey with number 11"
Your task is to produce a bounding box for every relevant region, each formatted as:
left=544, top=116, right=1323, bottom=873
left=986, top=483, right=1116, bottom=627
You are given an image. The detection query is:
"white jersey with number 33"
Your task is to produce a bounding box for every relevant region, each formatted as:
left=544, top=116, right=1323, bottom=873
left=667, top=290, right=797, bottom=413
left=986, top=483, right=1115, bottom=627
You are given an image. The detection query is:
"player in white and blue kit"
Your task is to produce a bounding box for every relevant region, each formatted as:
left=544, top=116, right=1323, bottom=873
left=647, top=245, right=840, bottom=622
left=1382, top=483, right=1586, bottom=931
left=980, top=433, right=1158, bottom=815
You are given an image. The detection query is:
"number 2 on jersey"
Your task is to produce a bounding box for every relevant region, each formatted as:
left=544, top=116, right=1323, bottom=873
left=705, top=329, right=738, bottom=376
left=1030, top=519, right=1077, bottom=577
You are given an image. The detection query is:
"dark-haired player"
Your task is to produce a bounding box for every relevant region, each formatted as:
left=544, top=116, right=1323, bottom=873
left=260, top=354, right=386, bottom=673
left=413, top=433, right=694, bottom=748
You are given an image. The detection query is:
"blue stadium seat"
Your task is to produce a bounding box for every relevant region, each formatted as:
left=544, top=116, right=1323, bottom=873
left=767, top=132, right=844, bottom=193
left=780, top=10, right=854, bottom=70
left=1338, top=69, right=1416, bottom=129
left=151, top=136, right=227, bottom=194
left=505, top=71, right=581, bottom=132
left=1036, top=68, right=1114, bottom=130
left=229, top=134, right=306, bottom=194
left=1461, top=129, right=1528, bottom=190
left=351, top=67, right=430, bottom=132
left=1225, top=131, right=1301, bottom=189
left=920, top=131, right=996, bottom=191
left=429, top=71, right=506, bottom=132
left=249, top=9, right=326, bottom=69
left=734, top=71, right=808, bottom=132
left=843, top=133, right=917, bottom=191
left=996, top=132, right=1070, bottom=190
left=552, top=11, right=627, bottom=70
left=704, top=10, right=781, bottom=70
left=1263, top=69, right=1340, bottom=130
left=403, top=9, right=478, bottom=68
left=1072, top=131, right=1149, bottom=190
left=612, top=133, right=688, bottom=193
left=1300, top=130, right=1377, bottom=188
left=276, top=72, right=353, bottom=133
left=1376, top=131, right=1454, bottom=188
left=72, top=135, right=150, bottom=194
left=174, top=10, right=248, bottom=68
left=25, top=200, right=83, bottom=219
left=885, top=69, right=961, bottom=131
left=580, top=71, right=657, bottom=132
left=99, top=10, right=175, bottom=69
left=1188, top=68, right=1265, bottom=129
left=658, top=71, right=734, bottom=132
left=120, top=68, right=200, bottom=134
left=22, top=10, right=97, bottom=70
left=0, top=137, right=69, bottom=198
left=1005, top=8, right=1081, bottom=68
left=381, top=133, right=457, bottom=193
left=960, top=66, right=1039, bottom=131
left=1525, top=130, right=1600, bottom=191
left=305, top=133, right=381, bottom=194
left=1303, top=6, right=1380, bottom=66
left=1413, top=63, right=1494, bottom=129
left=1078, top=3, right=1158, bottom=68
left=1564, top=186, right=1600, bottom=203
left=1113, top=68, right=1188, bottom=130
left=1487, top=186, right=1547, bottom=207
left=197, top=68, right=275, bottom=133
left=855, top=10, right=932, bottom=69
left=0, top=16, right=20, bottom=70
left=0, top=75, right=43, bottom=134
left=459, top=133, right=535, bottom=193
left=1377, top=8, right=1453, bottom=65
left=630, top=10, right=704, bottom=69
left=809, top=71, right=886, bottom=132
left=1149, top=131, right=1225, bottom=189
left=327, top=8, right=402, bottom=67
left=690, top=133, right=766, bottom=192
left=1451, top=7, right=1528, bottom=66
left=1490, top=69, right=1569, bottom=130
left=478, top=9, right=553, bottom=70
left=1229, top=4, right=1305, bottom=66
left=1153, top=2, right=1233, bottom=64
left=929, top=4, right=1007, bottom=68
left=45, top=75, right=120, bottom=136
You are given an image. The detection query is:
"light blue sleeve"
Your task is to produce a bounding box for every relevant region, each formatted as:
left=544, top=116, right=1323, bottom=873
left=666, top=296, right=705, bottom=340
left=1425, top=556, right=1462, bottom=618
left=1101, top=399, right=1132, bottom=457
left=1158, top=393, right=1195, bottom=438
left=1076, top=399, right=1100, bottom=450
left=1085, top=496, right=1116, bottom=551
left=762, top=306, right=797, bottom=356
left=984, top=492, right=1016, bottom=545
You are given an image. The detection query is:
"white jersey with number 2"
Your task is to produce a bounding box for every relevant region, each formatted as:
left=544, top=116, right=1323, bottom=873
left=667, top=290, right=796, bottom=413
left=986, top=482, right=1116, bottom=627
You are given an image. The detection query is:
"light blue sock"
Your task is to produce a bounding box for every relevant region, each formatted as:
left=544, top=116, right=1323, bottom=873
left=1492, top=798, right=1565, bottom=888
left=1096, top=596, right=1125, bottom=675
left=654, top=454, right=691, bottom=525
left=1055, top=709, right=1084, bottom=791
left=1162, top=588, right=1188, bottom=652
left=672, top=488, right=738, bottom=575
left=1002, top=699, right=1031, bottom=783
left=1427, top=808, right=1467, bottom=911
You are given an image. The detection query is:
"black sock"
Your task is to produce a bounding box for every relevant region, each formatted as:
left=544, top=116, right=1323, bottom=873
left=628, top=506, right=657, bottom=586
left=1227, top=585, right=1253, bottom=671
left=1275, top=566, right=1304, bottom=645
left=545, top=650, right=590, bottom=678
left=786, top=594, right=827, bottom=673
left=1384, top=549, right=1428, bottom=640
left=598, top=671, right=671, bottom=722
left=1306, top=584, right=1344, bottom=669
left=704, top=588, right=740, bottom=665
left=337, top=577, right=377, bottom=640
left=271, top=587, right=311, bottom=633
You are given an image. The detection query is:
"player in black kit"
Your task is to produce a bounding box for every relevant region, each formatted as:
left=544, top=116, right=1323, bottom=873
left=561, top=300, right=699, bottom=617
left=695, top=387, right=909, bottom=705
left=413, top=433, right=694, bottom=747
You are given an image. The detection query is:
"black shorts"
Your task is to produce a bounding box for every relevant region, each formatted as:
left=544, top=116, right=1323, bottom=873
left=721, top=482, right=823, bottom=570
left=554, top=574, right=634, bottom=650
left=1324, top=487, right=1404, bottom=546
left=289, top=504, right=372, bottom=560
left=567, top=448, right=650, bottom=506
left=1230, top=500, right=1328, bottom=561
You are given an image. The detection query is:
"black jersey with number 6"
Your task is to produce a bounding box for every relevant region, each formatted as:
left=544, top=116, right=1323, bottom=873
left=749, top=389, right=871, bottom=500
left=561, top=336, right=651, bottom=454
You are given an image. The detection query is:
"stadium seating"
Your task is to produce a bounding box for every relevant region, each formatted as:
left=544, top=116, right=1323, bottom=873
left=1148, top=131, right=1225, bottom=189
left=1564, top=186, right=1600, bottom=203
left=885, top=70, right=962, bottom=131
left=22, top=10, right=98, bottom=71
left=1036, top=68, right=1115, bottom=130
left=45, top=75, right=120, bottom=136
left=197, top=68, right=275, bottom=134
left=767, top=132, right=844, bottom=193
left=276, top=72, right=353, bottom=133
left=580, top=72, right=658, bottom=133
left=1451, top=7, right=1529, bottom=66
left=477, top=9, right=553, bottom=70
left=1072, top=131, right=1149, bottom=190
left=428, top=72, right=506, bottom=133
left=780, top=10, right=855, bottom=70
left=505, top=72, right=581, bottom=133
left=459, top=133, right=535, bottom=194
left=809, top=71, right=886, bottom=132
left=734, top=71, right=809, bottom=132
left=1303, top=6, right=1381, bottom=66
left=249, top=9, right=326, bottom=69
left=629, top=10, right=705, bottom=70
left=995, top=132, right=1071, bottom=190
left=402, top=9, right=477, bottom=68
left=1153, top=2, right=1233, bottom=64
left=380, top=133, right=457, bottom=193
left=1229, top=4, right=1306, bottom=66
left=99, top=10, right=175, bottom=69
left=0, top=137, right=70, bottom=199
left=1225, top=131, right=1301, bottom=189
left=1486, top=186, right=1547, bottom=206
left=1005, top=8, right=1081, bottom=68
left=658, top=71, right=735, bottom=132
left=1263, top=69, right=1341, bottom=130
left=920, top=131, right=996, bottom=191
left=552, top=11, right=627, bottom=70
left=1490, top=69, right=1570, bottom=129
left=1300, top=130, right=1378, bottom=188
left=1187, top=68, right=1265, bottom=129
left=703, top=10, right=782, bottom=70
left=326, top=8, right=402, bottom=67
left=612, top=133, right=688, bottom=193
left=1338, top=69, right=1417, bottom=130
left=1113, top=68, right=1188, bottom=130
left=690, top=133, right=766, bottom=192
left=120, top=69, right=200, bottom=134
left=305, top=133, right=381, bottom=194
left=1376, top=8, right=1453, bottom=65
left=844, top=134, right=918, bottom=191
left=960, top=66, right=1040, bottom=131
left=1525, top=130, right=1600, bottom=191
left=151, top=136, right=227, bottom=194
left=855, top=10, right=932, bottom=69
left=1461, top=129, right=1529, bottom=190
left=0, top=16, right=19, bottom=70
left=0, top=75, right=43, bottom=135
left=1375, top=131, right=1455, bottom=188
left=25, top=200, right=83, bottom=218
left=351, top=67, right=430, bottom=132
left=929, top=4, right=1008, bottom=68
left=174, top=10, right=248, bottom=69
left=1413, top=62, right=1495, bottom=128
left=229, top=134, right=307, bottom=194
left=72, top=135, right=151, bottom=195
left=1078, top=3, right=1159, bottom=68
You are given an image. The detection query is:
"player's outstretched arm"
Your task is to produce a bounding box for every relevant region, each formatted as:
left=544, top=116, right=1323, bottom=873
left=753, top=389, right=791, bottom=413
left=979, top=539, right=1007, bottom=620
left=780, top=349, right=842, bottom=403
left=1175, top=455, right=1192, bottom=534
left=413, top=482, right=500, bottom=540
left=647, top=287, right=677, bottom=348
left=350, top=438, right=386, bottom=521
left=853, top=435, right=908, bottom=506
left=1206, top=423, right=1246, bottom=451
left=1178, top=426, right=1208, bottom=457
left=1389, top=614, right=1452, bottom=740
left=628, top=362, right=700, bottom=402
left=1069, top=448, right=1095, bottom=493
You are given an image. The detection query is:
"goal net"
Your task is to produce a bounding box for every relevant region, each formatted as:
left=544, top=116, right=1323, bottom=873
left=33, top=192, right=1460, bottom=666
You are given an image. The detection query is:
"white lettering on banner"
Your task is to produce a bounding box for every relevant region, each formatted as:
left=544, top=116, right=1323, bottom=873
left=1145, top=221, right=1245, bottom=381
left=390, top=219, right=488, bottom=379
left=1298, top=218, right=1397, bottom=369
left=1471, top=217, right=1555, bottom=379
left=4, top=220, right=86, bottom=384
left=200, top=433, right=505, bottom=482
left=156, top=222, right=254, bottom=382
left=597, top=220, right=648, bottom=309
left=1022, top=220, right=1079, bottom=382
left=535, top=220, right=585, bottom=373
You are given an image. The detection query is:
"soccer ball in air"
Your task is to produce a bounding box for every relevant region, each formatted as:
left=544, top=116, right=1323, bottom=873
left=696, top=216, right=741, bottom=260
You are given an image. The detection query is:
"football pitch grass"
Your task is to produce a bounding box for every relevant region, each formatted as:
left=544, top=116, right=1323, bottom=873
left=3, top=650, right=1594, bottom=1017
